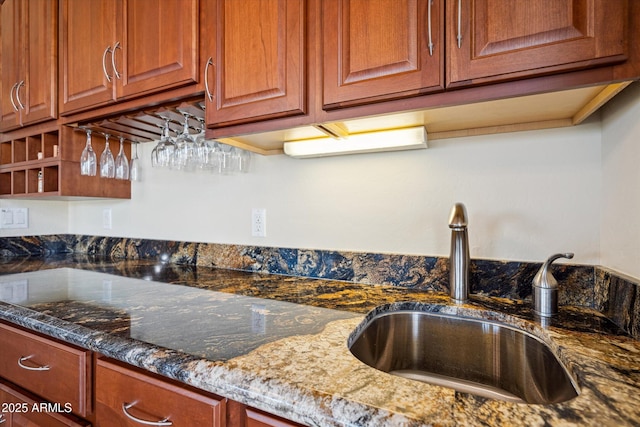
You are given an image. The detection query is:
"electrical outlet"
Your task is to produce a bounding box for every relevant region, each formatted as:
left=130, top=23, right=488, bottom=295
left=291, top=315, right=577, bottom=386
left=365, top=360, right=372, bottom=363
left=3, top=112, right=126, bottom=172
left=252, top=208, right=266, bottom=237
left=103, top=208, right=112, bottom=230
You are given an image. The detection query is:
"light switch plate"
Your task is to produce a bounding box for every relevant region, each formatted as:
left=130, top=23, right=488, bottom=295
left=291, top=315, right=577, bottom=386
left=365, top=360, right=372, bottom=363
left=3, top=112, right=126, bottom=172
left=0, top=208, right=28, bottom=229
left=103, top=208, right=112, bottom=230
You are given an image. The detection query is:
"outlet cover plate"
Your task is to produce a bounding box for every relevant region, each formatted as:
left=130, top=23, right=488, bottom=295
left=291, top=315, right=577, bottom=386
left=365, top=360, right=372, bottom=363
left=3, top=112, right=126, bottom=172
left=252, top=208, right=266, bottom=237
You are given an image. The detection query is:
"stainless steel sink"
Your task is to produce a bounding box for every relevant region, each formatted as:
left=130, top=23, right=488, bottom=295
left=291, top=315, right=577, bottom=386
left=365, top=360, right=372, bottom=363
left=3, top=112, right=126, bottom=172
left=348, top=308, right=580, bottom=404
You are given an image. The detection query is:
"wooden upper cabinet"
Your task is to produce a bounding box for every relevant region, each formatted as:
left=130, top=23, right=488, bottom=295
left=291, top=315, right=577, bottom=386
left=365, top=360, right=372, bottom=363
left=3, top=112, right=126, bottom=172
left=116, top=0, right=199, bottom=99
left=322, top=0, right=444, bottom=110
left=60, top=0, right=199, bottom=115
left=0, top=0, right=22, bottom=130
left=0, top=0, right=57, bottom=131
left=60, top=0, right=118, bottom=114
left=205, top=0, right=306, bottom=128
left=24, top=0, right=58, bottom=126
left=447, top=0, right=629, bottom=87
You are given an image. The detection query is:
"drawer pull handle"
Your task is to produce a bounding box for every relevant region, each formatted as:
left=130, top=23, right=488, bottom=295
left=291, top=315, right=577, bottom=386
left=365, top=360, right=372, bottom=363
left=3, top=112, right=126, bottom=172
left=17, top=355, right=50, bottom=371
left=122, top=402, right=173, bottom=426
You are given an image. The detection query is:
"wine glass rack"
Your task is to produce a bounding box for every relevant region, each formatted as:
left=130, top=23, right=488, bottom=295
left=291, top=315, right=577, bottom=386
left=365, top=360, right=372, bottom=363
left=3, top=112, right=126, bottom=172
left=71, top=101, right=206, bottom=144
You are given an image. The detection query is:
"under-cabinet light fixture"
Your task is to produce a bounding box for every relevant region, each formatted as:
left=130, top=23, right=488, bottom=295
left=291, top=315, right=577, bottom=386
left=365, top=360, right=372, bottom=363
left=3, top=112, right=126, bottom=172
left=283, top=126, right=428, bottom=158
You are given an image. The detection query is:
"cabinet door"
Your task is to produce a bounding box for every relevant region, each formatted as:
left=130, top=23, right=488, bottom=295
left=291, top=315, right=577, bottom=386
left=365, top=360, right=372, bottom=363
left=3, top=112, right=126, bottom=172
left=322, top=0, right=444, bottom=110
left=0, top=0, right=23, bottom=130
left=116, top=0, right=199, bottom=99
left=447, top=0, right=628, bottom=87
left=22, top=0, right=57, bottom=126
left=205, top=0, right=306, bottom=128
left=60, top=0, right=118, bottom=114
left=96, top=358, right=224, bottom=427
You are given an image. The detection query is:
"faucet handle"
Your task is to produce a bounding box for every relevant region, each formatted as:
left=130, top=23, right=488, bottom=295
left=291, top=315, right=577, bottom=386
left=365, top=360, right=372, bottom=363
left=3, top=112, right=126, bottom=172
left=532, top=253, right=574, bottom=317
left=533, top=253, right=574, bottom=289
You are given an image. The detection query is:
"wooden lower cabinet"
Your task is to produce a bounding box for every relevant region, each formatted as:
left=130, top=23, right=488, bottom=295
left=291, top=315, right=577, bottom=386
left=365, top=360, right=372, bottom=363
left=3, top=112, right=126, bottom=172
left=0, top=323, right=305, bottom=427
left=0, top=322, right=92, bottom=419
left=96, top=358, right=224, bottom=427
left=96, top=359, right=303, bottom=427
left=227, top=400, right=303, bottom=427
left=0, top=380, right=90, bottom=427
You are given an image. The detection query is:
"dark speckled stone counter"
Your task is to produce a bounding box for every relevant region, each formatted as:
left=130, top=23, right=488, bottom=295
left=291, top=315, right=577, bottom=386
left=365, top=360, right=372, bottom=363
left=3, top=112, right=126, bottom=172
left=0, top=256, right=639, bottom=426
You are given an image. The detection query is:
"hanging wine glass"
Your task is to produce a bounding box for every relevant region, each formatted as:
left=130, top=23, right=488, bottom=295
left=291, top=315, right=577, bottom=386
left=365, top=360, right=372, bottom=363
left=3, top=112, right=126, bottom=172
left=194, top=117, right=210, bottom=171
left=151, top=129, right=161, bottom=168
left=100, top=133, right=115, bottom=178
left=80, top=129, right=97, bottom=176
left=197, top=105, right=212, bottom=170
left=156, top=117, right=175, bottom=168
left=219, top=144, right=235, bottom=174
left=130, top=142, right=141, bottom=181
left=208, top=141, right=223, bottom=174
left=115, top=136, right=129, bottom=180
left=173, top=112, right=197, bottom=171
left=151, top=119, right=168, bottom=168
left=236, top=148, right=252, bottom=173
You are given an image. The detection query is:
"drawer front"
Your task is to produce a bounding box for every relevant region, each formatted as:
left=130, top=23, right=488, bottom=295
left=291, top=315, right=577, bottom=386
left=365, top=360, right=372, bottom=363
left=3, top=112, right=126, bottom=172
left=96, top=359, right=224, bottom=427
left=246, top=408, right=303, bottom=427
left=0, top=322, right=92, bottom=418
left=0, top=380, right=91, bottom=427
left=227, top=399, right=303, bottom=427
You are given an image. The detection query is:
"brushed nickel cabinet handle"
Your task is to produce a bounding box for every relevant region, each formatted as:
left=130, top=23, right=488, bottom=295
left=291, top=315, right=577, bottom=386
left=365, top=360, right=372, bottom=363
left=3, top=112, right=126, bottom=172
left=102, top=45, right=113, bottom=82
left=9, top=82, right=19, bottom=112
left=112, top=41, right=122, bottom=80
left=14, top=80, right=25, bottom=110
left=427, top=0, right=434, bottom=56
left=17, top=355, right=50, bottom=371
left=204, top=57, right=214, bottom=102
left=457, top=0, right=463, bottom=48
left=122, top=402, right=173, bottom=426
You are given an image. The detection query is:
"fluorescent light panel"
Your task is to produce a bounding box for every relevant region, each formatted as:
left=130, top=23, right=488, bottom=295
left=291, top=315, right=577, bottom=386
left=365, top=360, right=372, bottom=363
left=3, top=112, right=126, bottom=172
left=283, top=126, right=428, bottom=158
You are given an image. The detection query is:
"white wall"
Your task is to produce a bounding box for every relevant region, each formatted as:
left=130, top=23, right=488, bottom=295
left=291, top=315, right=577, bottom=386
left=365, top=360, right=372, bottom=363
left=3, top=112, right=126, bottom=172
left=0, top=199, right=68, bottom=237
left=5, top=84, right=639, bottom=277
left=601, top=82, right=640, bottom=279
left=65, top=119, right=602, bottom=265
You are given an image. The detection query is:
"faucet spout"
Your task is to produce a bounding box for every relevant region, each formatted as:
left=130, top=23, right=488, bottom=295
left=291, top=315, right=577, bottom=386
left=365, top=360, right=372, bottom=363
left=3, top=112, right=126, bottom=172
left=449, top=203, right=469, bottom=303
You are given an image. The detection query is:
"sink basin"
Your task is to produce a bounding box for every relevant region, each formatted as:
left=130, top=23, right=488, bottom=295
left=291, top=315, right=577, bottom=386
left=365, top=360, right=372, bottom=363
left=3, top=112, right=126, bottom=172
left=348, top=308, right=580, bottom=404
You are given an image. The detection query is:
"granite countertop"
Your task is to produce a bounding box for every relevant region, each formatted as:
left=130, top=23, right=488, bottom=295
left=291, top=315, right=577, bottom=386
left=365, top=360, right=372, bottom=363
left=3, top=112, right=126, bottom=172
left=0, top=255, right=639, bottom=426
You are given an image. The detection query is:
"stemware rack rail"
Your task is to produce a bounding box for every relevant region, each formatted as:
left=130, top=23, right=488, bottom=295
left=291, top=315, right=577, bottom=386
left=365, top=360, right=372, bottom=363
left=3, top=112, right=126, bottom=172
left=71, top=100, right=206, bottom=144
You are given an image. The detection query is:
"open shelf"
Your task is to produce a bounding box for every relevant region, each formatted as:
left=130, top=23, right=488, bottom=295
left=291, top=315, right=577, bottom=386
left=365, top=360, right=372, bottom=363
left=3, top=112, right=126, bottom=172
left=0, top=126, right=130, bottom=199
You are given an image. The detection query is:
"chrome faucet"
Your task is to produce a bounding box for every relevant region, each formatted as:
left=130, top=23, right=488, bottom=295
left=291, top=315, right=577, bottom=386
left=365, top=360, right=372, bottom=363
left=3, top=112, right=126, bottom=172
left=448, top=203, right=469, bottom=303
left=532, top=253, right=574, bottom=317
